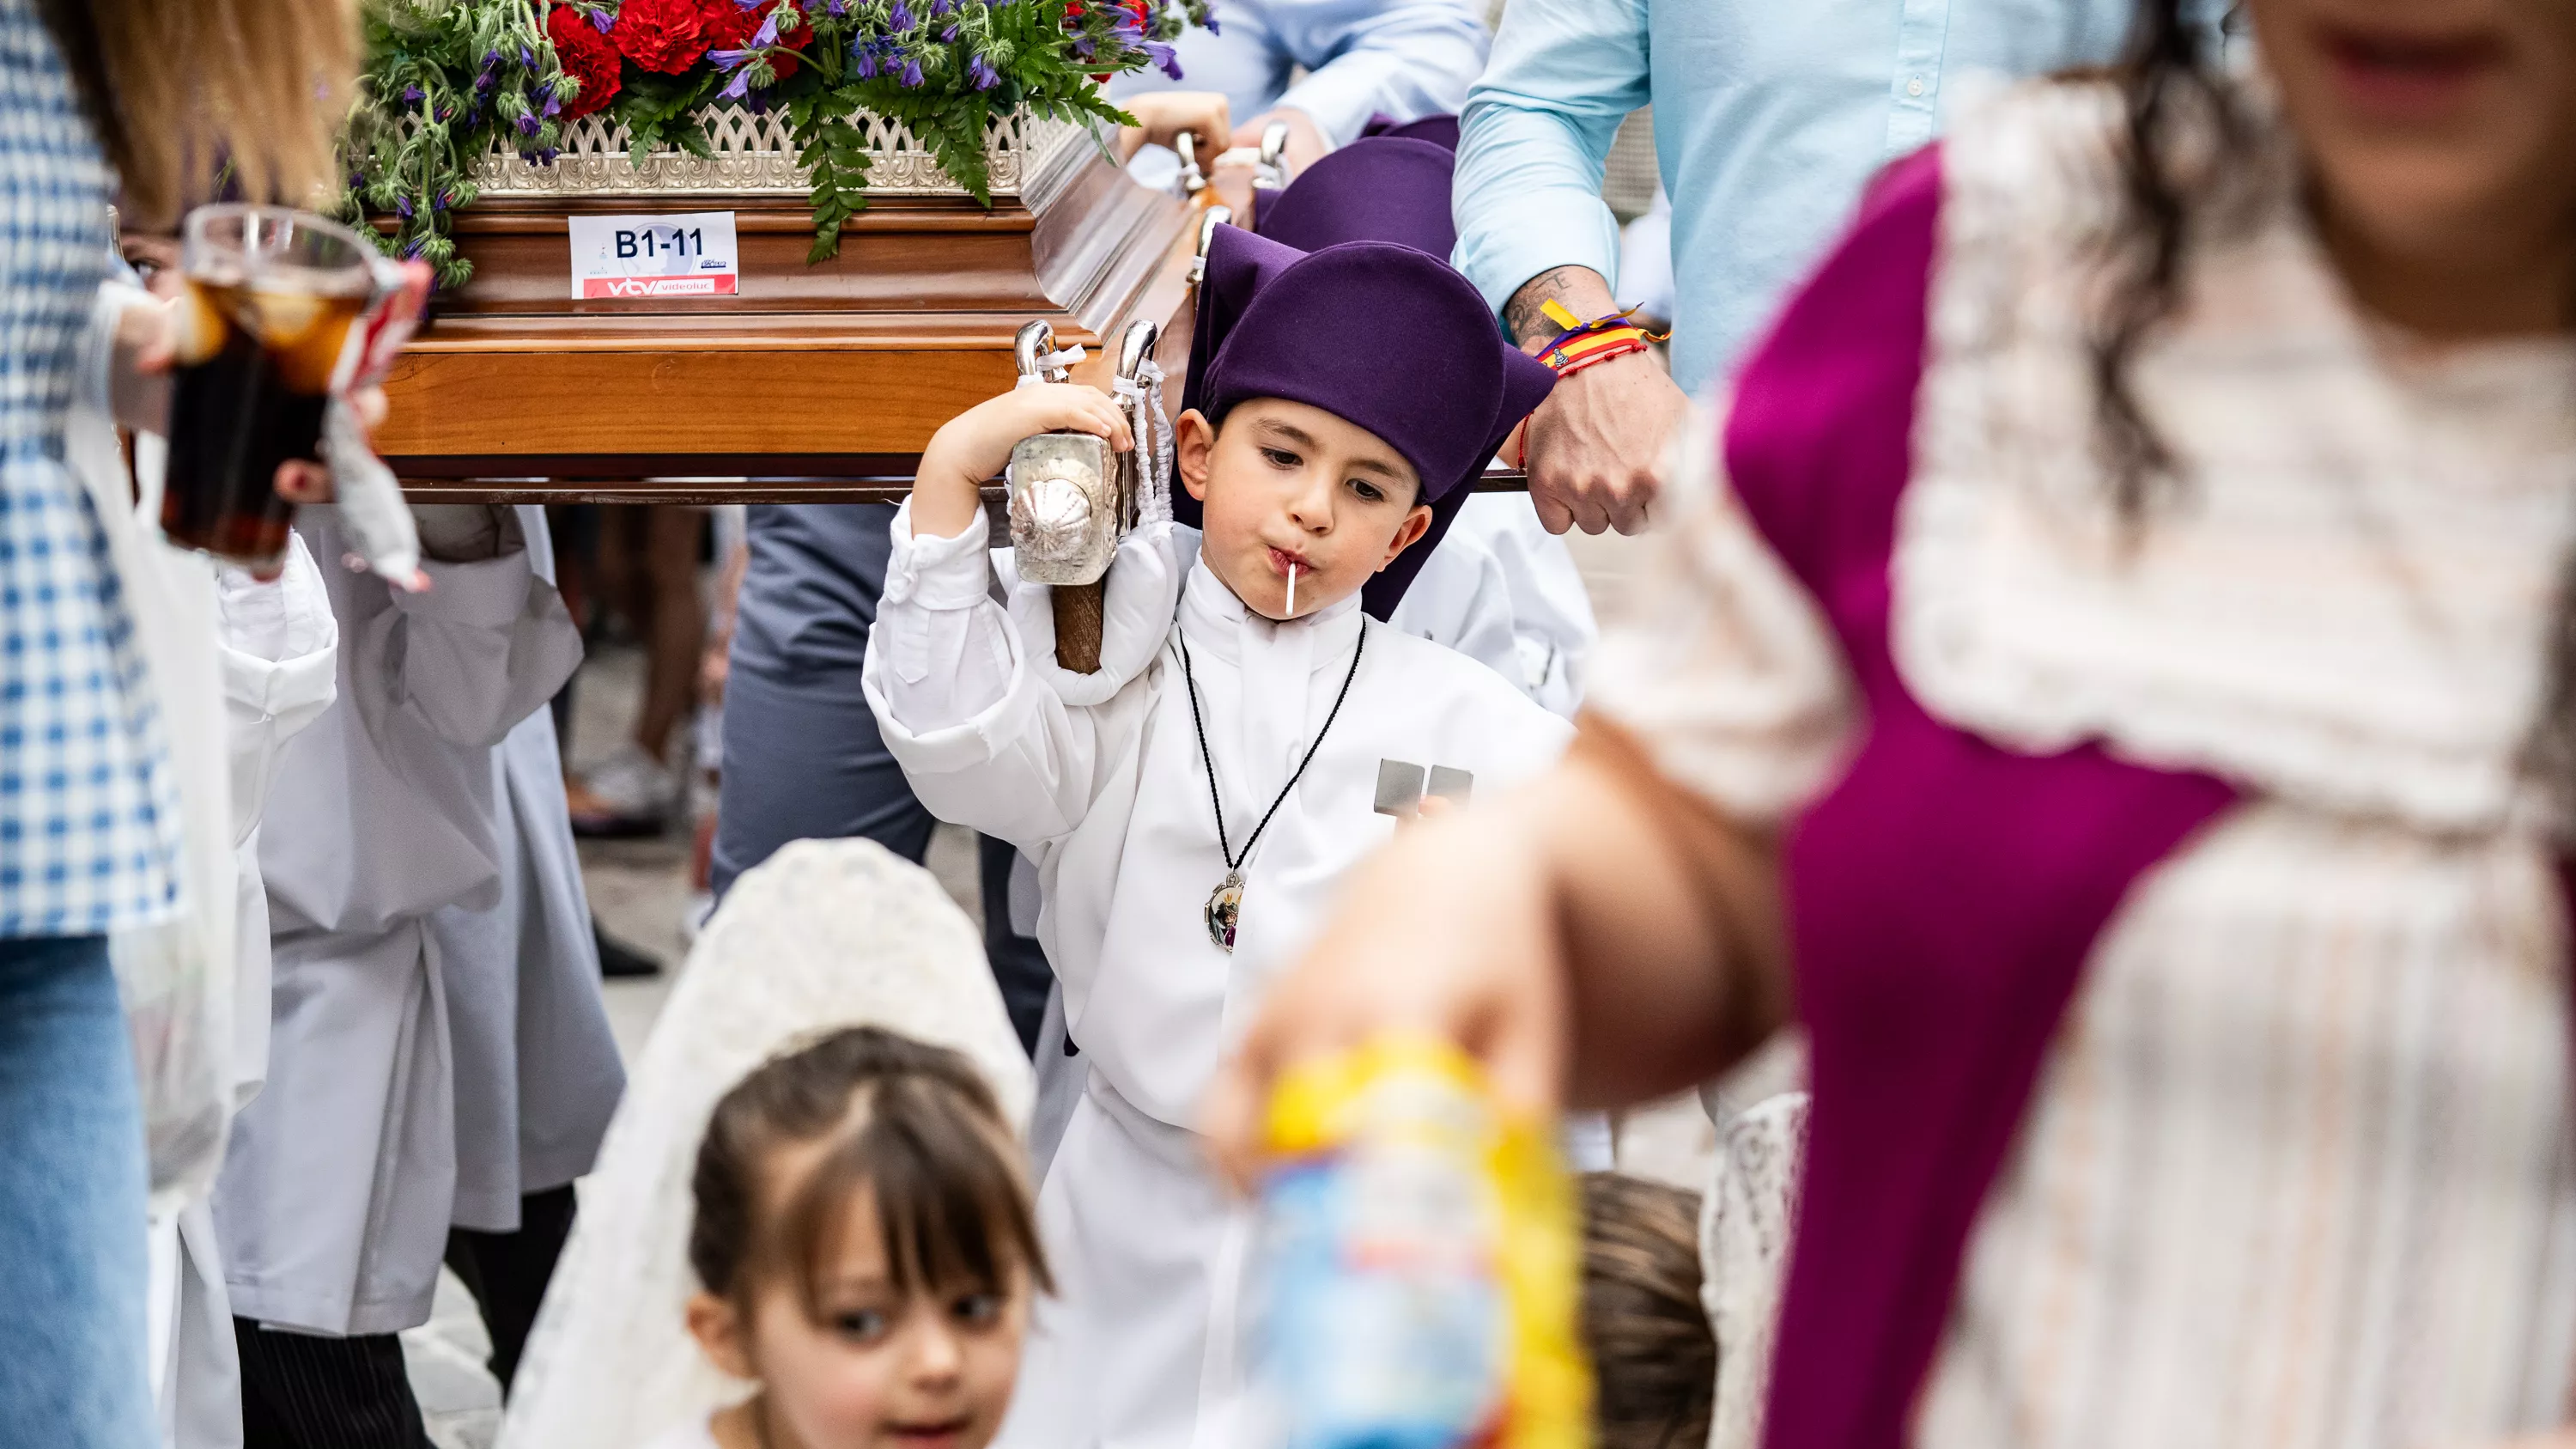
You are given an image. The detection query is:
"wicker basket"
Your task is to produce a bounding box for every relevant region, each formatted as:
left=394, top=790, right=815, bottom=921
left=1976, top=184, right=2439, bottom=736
left=470, top=102, right=1091, bottom=199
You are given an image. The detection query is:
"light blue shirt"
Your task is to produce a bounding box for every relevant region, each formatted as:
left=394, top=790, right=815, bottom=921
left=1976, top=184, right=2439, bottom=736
left=1454, top=0, right=2159, bottom=393
left=1112, top=0, right=1490, bottom=148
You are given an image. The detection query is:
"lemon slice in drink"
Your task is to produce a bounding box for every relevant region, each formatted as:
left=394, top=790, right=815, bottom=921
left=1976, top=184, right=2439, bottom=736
left=172, top=283, right=233, bottom=367
left=246, top=287, right=329, bottom=348
left=252, top=285, right=362, bottom=394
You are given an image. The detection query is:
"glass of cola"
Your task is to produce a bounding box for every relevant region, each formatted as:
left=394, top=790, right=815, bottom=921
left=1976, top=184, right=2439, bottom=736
left=161, top=204, right=380, bottom=569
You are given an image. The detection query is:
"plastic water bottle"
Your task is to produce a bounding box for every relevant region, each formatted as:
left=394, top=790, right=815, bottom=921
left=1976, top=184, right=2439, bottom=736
left=1251, top=1039, right=1590, bottom=1449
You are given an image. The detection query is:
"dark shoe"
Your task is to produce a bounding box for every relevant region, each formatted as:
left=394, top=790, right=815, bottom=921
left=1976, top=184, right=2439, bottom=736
left=566, top=748, right=677, bottom=839
left=595, top=923, right=662, bottom=979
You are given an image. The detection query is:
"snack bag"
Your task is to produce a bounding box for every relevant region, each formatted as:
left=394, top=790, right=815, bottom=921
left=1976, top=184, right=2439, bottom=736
left=1255, top=1038, right=1592, bottom=1449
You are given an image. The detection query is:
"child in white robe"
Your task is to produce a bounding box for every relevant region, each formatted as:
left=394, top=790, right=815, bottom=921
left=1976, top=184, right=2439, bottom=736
left=862, top=229, right=1569, bottom=1449
left=495, top=839, right=1041, bottom=1449
left=211, top=502, right=582, bottom=1442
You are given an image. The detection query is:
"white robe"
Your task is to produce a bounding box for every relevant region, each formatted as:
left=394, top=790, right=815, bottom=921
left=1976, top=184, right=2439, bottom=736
left=214, top=506, right=582, bottom=1337
left=1389, top=495, right=1597, bottom=718
left=861, top=508, right=1571, bottom=1449
left=155, top=543, right=342, bottom=1449
left=433, top=526, right=625, bottom=1235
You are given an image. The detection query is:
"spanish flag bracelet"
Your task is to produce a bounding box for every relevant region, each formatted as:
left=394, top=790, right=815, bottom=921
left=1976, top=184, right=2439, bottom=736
left=1534, top=299, right=1665, bottom=378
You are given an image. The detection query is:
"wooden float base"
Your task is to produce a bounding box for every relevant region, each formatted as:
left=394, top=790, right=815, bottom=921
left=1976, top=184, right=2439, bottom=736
left=384, top=131, right=1206, bottom=499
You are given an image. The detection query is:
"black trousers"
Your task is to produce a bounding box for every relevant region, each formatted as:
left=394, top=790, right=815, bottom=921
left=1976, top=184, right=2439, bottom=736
left=234, top=1185, right=578, bottom=1447
left=234, top=1325, right=429, bottom=1449
left=443, top=1182, right=578, bottom=1394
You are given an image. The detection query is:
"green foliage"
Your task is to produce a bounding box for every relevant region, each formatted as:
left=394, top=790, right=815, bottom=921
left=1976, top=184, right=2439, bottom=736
left=342, top=0, right=572, bottom=287
left=343, top=0, right=1211, bottom=283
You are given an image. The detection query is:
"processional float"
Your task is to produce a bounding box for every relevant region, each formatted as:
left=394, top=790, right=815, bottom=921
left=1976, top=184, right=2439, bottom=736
left=380, top=103, right=1267, bottom=504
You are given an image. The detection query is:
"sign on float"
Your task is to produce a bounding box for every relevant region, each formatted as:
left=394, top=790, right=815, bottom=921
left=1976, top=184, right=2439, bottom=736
left=567, top=211, right=742, bottom=299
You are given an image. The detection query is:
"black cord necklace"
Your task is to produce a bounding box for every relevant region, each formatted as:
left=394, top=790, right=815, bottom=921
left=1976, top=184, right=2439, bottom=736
left=1177, top=619, right=1367, bottom=953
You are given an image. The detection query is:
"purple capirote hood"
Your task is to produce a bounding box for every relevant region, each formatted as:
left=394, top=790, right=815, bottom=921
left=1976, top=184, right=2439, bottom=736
left=1175, top=225, right=1553, bottom=619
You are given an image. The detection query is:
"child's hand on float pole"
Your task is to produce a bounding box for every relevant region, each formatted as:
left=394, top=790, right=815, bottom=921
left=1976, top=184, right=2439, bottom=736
left=913, top=381, right=1133, bottom=539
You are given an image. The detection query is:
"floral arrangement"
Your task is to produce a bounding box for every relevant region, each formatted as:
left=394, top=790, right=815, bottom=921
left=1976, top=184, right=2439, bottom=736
left=339, top=0, right=1211, bottom=284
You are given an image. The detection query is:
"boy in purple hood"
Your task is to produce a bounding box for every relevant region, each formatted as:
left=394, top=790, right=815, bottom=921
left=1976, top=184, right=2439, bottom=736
left=861, top=230, right=1564, bottom=1449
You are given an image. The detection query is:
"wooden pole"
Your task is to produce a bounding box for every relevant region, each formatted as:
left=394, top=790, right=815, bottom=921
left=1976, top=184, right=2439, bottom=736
left=1053, top=579, right=1107, bottom=673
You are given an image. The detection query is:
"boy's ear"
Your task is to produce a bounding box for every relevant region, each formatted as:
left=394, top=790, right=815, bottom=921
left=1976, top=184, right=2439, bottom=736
left=1176, top=409, right=1216, bottom=503
left=687, top=1291, right=758, bottom=1382
left=1376, top=502, right=1436, bottom=572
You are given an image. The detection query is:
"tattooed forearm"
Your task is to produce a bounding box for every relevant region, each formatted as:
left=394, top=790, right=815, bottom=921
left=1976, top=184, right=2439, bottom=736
left=1504, top=265, right=1616, bottom=348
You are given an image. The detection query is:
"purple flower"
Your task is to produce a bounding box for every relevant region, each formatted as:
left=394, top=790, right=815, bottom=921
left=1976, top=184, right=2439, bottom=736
left=710, top=46, right=755, bottom=67
left=1072, top=34, right=1092, bottom=58
left=516, top=111, right=541, bottom=137
left=889, top=1, right=914, bottom=28
left=825, top=0, right=846, bottom=12
left=968, top=54, right=999, bottom=88
left=849, top=40, right=878, bottom=75
left=929, top=0, right=951, bottom=14
left=900, top=54, right=924, bottom=85
left=396, top=195, right=415, bottom=217
left=1147, top=40, right=1180, bottom=77
left=402, top=240, right=424, bottom=260
left=1204, top=8, right=1219, bottom=33
left=719, top=65, right=753, bottom=98
left=542, top=94, right=563, bottom=117
left=939, top=22, right=957, bottom=40
left=519, top=44, right=536, bottom=68
left=588, top=8, right=612, bottom=30
left=753, top=9, right=781, bottom=45
left=401, top=83, right=426, bottom=101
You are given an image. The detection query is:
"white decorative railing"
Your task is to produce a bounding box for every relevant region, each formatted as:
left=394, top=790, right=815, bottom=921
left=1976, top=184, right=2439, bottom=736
left=470, top=104, right=1088, bottom=198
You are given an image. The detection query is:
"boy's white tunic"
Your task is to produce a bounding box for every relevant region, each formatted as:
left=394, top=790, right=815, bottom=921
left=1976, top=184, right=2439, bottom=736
left=863, top=506, right=1571, bottom=1449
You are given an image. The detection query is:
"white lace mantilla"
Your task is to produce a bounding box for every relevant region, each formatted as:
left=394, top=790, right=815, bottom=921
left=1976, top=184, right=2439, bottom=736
left=1900, top=82, right=2576, bottom=831
left=497, top=840, right=1035, bottom=1449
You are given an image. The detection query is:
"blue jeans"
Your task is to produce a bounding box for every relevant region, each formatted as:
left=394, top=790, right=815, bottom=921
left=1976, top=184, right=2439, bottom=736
left=0, top=935, right=152, bottom=1448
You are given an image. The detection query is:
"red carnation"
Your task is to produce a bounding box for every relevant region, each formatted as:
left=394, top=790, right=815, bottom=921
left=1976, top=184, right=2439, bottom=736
left=548, top=5, right=623, bottom=119
left=611, top=0, right=710, bottom=74
left=702, top=0, right=813, bottom=81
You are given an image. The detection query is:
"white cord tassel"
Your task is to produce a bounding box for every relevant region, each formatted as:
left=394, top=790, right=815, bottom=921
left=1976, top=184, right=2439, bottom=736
left=1012, top=344, right=1088, bottom=386
left=1115, top=359, right=1175, bottom=526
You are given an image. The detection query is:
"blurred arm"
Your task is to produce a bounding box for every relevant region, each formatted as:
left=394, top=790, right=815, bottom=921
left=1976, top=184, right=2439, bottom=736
left=1270, top=0, right=1492, bottom=146
left=1451, top=0, right=1649, bottom=335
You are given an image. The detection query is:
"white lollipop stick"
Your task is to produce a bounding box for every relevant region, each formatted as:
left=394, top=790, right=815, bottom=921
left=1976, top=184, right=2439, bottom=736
left=1285, top=561, right=1297, bottom=617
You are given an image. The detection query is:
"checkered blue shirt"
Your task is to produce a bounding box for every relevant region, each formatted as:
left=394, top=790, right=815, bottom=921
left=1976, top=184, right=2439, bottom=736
left=0, top=0, right=184, bottom=936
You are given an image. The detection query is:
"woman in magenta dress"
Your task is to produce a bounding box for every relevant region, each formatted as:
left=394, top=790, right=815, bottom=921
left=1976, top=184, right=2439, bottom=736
left=1207, top=2, right=2576, bottom=1447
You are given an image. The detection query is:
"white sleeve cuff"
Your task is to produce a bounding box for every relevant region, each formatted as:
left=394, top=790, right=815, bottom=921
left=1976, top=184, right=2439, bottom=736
left=884, top=498, right=996, bottom=610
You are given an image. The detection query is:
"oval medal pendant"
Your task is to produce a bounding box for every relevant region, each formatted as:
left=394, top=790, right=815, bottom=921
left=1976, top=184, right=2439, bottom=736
left=1205, top=869, right=1245, bottom=953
